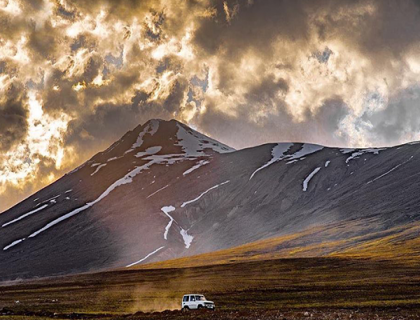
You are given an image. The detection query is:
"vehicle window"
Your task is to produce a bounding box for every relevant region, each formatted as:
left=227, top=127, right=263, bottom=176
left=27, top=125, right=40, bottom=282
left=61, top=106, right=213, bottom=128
left=183, top=296, right=189, bottom=302
left=196, top=295, right=204, bottom=301
left=190, top=296, right=195, bottom=301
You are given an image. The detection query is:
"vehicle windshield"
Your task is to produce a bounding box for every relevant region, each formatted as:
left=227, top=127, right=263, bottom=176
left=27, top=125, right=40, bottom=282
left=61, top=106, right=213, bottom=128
left=195, top=295, right=206, bottom=301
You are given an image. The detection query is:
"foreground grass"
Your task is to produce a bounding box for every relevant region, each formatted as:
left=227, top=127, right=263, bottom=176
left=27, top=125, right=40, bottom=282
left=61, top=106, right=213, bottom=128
left=1, top=257, right=420, bottom=319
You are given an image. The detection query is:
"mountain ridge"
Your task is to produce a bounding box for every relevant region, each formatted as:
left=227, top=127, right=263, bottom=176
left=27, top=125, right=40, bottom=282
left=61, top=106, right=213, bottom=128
left=1, top=118, right=420, bottom=281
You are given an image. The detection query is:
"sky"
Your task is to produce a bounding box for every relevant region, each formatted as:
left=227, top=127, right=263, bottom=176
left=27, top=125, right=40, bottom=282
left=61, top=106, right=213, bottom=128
left=2, top=0, right=420, bottom=212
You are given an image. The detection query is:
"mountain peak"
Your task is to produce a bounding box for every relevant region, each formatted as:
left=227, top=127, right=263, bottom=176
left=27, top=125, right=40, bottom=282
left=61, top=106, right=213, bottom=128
left=125, top=118, right=234, bottom=155
left=84, top=119, right=234, bottom=169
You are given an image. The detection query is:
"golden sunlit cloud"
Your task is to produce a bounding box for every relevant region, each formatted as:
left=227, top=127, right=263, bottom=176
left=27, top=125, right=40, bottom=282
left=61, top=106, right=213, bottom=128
left=2, top=0, right=420, bottom=212
left=0, top=91, right=70, bottom=201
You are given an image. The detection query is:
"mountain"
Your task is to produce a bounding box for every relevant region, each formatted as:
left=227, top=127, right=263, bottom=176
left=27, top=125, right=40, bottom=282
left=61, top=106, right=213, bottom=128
left=1, top=119, right=420, bottom=281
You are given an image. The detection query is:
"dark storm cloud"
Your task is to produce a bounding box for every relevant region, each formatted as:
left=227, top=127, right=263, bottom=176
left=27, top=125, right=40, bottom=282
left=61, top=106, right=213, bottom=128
left=0, top=81, right=28, bottom=151
left=41, top=68, right=79, bottom=113
left=307, top=97, right=350, bottom=144
left=27, top=22, right=58, bottom=61
left=308, top=0, right=420, bottom=64
left=65, top=101, right=145, bottom=152
left=82, top=55, right=103, bottom=82
left=64, top=89, right=176, bottom=152
left=193, top=0, right=310, bottom=59
left=3, top=0, right=420, bottom=213
left=359, top=86, right=420, bottom=145
left=163, top=78, right=188, bottom=113
left=245, top=75, right=288, bottom=103
left=198, top=94, right=350, bottom=150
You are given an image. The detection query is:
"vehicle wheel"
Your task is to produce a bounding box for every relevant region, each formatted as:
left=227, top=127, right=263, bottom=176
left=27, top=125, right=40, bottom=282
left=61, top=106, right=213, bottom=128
left=182, top=307, right=189, bottom=312
left=198, top=305, right=203, bottom=309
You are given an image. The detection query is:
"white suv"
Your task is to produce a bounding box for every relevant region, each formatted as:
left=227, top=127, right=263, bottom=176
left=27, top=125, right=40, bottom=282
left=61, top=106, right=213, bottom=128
left=182, top=294, right=215, bottom=311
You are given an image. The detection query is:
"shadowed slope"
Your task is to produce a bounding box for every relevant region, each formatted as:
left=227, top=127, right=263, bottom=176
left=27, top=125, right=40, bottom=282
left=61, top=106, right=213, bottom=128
left=1, top=119, right=420, bottom=281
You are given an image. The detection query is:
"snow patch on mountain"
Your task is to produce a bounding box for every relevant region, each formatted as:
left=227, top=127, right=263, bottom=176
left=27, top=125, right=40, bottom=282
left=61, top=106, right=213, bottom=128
left=183, top=160, right=210, bottom=176
left=91, top=163, right=106, bottom=176
left=325, top=160, right=331, bottom=167
left=3, top=238, right=26, bottom=251
left=181, top=180, right=230, bottom=207
left=107, top=156, right=124, bottom=162
left=367, top=156, right=414, bottom=184
left=303, top=167, right=321, bottom=191
left=340, top=148, right=356, bottom=154
left=249, top=143, right=293, bottom=180
left=161, top=206, right=175, bottom=240
left=135, top=146, right=162, bottom=158
left=180, top=229, right=193, bottom=248
left=2, top=147, right=173, bottom=251
left=345, top=148, right=386, bottom=163
left=289, top=144, right=324, bottom=160
left=43, top=195, right=60, bottom=203
left=250, top=143, right=323, bottom=178
left=176, top=123, right=235, bottom=156
left=126, top=246, right=165, bottom=267
left=125, top=120, right=160, bottom=154
left=147, top=184, right=169, bottom=199
left=2, top=204, right=49, bottom=228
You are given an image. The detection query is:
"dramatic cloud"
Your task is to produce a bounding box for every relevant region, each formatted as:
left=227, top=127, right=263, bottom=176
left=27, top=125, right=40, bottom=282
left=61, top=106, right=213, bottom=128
left=2, top=0, right=420, bottom=211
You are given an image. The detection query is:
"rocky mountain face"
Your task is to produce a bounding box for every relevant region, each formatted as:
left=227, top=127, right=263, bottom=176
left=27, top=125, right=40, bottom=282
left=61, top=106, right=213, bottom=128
left=1, top=119, right=419, bottom=280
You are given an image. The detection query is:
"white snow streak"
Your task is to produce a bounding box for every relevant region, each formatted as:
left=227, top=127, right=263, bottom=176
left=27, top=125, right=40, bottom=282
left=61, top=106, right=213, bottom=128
left=250, top=143, right=323, bottom=179
left=91, top=163, right=106, bottom=176
left=367, top=156, right=413, bottom=184
left=288, top=144, right=324, bottom=160
left=107, top=156, right=123, bottom=162
left=44, top=195, right=60, bottom=203
left=181, top=180, right=230, bottom=207
left=183, top=160, right=210, bottom=176
left=2, top=204, right=48, bottom=228
left=3, top=149, right=168, bottom=250
left=325, top=160, right=331, bottom=167
left=303, top=167, right=321, bottom=191
left=126, top=246, right=165, bottom=267
left=180, top=229, right=193, bottom=248
left=340, top=148, right=356, bottom=154
left=345, top=148, right=386, bottom=163
left=249, top=143, right=293, bottom=180
left=176, top=123, right=234, bottom=156
left=135, top=146, right=162, bottom=158
left=161, top=206, right=175, bottom=240
left=30, top=162, right=155, bottom=238
left=3, top=238, right=25, bottom=251
left=28, top=202, right=92, bottom=239
left=125, top=120, right=160, bottom=154
left=147, top=184, right=169, bottom=199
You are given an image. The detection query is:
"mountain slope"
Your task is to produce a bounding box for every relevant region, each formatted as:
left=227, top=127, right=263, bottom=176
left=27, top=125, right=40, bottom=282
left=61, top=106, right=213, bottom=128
left=1, top=119, right=420, bottom=281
